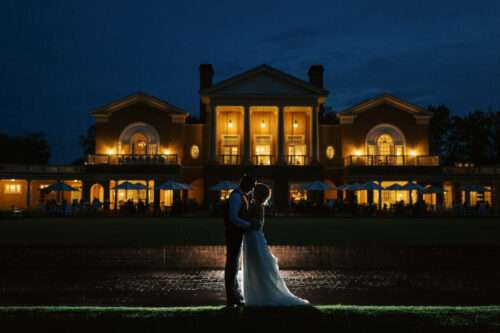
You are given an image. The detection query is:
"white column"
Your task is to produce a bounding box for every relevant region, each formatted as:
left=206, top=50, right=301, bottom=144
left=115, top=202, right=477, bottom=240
left=278, top=106, right=285, bottom=164
left=26, top=179, right=32, bottom=208
left=243, top=106, right=251, bottom=164
left=311, top=105, right=319, bottom=163
left=209, top=104, right=217, bottom=162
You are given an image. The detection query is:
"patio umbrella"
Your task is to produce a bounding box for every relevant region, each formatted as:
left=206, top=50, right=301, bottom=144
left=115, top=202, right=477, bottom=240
left=210, top=181, right=239, bottom=191
left=346, top=183, right=364, bottom=191
left=113, top=181, right=145, bottom=190
left=423, top=185, right=444, bottom=194
left=41, top=181, right=79, bottom=202
left=401, top=182, right=425, bottom=205
left=300, top=181, right=335, bottom=191
left=402, top=182, right=426, bottom=192
left=41, top=182, right=79, bottom=193
left=113, top=181, right=147, bottom=205
left=335, top=184, right=349, bottom=191
left=360, top=182, right=384, bottom=191
left=156, top=180, right=192, bottom=190
left=461, top=184, right=489, bottom=192
left=385, top=183, right=405, bottom=191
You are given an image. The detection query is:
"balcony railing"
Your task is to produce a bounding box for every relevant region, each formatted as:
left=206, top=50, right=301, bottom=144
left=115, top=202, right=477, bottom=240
left=87, top=154, right=178, bottom=166
left=252, top=155, right=274, bottom=166
left=218, top=155, right=241, bottom=165
left=344, top=155, right=439, bottom=167
left=285, top=155, right=309, bottom=166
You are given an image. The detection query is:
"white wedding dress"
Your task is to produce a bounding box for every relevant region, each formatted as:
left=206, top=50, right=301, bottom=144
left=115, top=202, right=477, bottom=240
left=241, top=204, right=310, bottom=307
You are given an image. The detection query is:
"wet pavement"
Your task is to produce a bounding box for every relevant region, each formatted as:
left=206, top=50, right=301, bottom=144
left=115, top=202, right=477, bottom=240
left=1, top=269, right=499, bottom=306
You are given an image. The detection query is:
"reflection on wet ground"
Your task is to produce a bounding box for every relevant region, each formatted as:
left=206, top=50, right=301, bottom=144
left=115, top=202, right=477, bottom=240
left=1, top=269, right=499, bottom=306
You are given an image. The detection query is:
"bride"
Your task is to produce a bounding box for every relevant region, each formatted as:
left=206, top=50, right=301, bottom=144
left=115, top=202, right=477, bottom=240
left=242, top=183, right=310, bottom=307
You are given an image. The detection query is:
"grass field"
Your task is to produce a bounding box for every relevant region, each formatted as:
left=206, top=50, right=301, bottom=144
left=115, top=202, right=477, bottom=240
left=0, top=216, right=499, bottom=247
left=0, top=305, right=499, bottom=332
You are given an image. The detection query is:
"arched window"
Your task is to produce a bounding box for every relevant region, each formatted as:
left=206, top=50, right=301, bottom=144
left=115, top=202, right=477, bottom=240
left=376, top=134, right=394, bottom=156
left=365, top=124, right=406, bottom=156
left=118, top=122, right=160, bottom=155
left=130, top=133, right=148, bottom=155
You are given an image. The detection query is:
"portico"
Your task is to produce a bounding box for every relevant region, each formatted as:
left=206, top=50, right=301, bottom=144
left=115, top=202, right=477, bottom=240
left=201, top=64, right=326, bottom=167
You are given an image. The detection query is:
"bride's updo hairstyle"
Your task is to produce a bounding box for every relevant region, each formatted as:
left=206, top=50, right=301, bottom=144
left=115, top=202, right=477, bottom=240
left=253, top=183, right=271, bottom=206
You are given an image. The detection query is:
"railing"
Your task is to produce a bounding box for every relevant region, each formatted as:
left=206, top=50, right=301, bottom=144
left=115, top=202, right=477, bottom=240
left=344, top=155, right=439, bottom=167
left=252, top=155, right=274, bottom=166
left=0, top=164, right=84, bottom=174
left=218, top=155, right=240, bottom=165
left=285, top=155, right=309, bottom=166
left=87, top=154, right=178, bottom=165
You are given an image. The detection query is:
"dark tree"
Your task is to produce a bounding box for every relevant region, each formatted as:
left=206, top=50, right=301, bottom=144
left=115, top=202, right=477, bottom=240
left=79, top=124, right=96, bottom=156
left=0, top=132, right=50, bottom=164
left=427, top=105, right=452, bottom=164
left=73, top=125, right=95, bottom=165
left=319, top=106, right=339, bottom=124
left=447, top=110, right=496, bottom=165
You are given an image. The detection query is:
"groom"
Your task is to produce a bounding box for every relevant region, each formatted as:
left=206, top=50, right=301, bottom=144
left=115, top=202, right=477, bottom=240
left=223, top=174, right=258, bottom=307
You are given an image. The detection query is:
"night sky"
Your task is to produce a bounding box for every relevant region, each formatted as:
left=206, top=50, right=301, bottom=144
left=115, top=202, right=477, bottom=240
left=1, top=0, right=499, bottom=163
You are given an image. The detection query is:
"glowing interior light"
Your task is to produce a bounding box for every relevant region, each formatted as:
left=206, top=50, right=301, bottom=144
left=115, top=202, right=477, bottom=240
left=354, top=150, right=362, bottom=156
left=409, top=150, right=417, bottom=157
left=260, top=120, right=267, bottom=128
left=164, top=148, right=171, bottom=155
left=227, top=119, right=233, bottom=128
left=293, top=120, right=299, bottom=129
left=107, top=148, right=115, bottom=155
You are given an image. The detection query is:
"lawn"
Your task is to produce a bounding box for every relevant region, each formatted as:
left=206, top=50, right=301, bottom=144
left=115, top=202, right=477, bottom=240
left=0, top=305, right=499, bottom=332
left=0, top=216, right=499, bottom=247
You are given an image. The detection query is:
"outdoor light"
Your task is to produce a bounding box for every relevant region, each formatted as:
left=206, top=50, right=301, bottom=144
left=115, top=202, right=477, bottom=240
left=260, top=119, right=267, bottom=128
left=293, top=120, right=298, bottom=129
left=227, top=119, right=233, bottom=128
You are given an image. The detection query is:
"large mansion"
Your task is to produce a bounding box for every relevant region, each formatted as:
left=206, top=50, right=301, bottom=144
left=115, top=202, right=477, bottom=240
left=0, top=64, right=498, bottom=211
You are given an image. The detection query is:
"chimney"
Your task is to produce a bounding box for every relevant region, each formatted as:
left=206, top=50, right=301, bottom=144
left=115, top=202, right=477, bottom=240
left=308, top=65, right=324, bottom=89
left=199, top=64, right=214, bottom=90
left=199, top=64, right=214, bottom=123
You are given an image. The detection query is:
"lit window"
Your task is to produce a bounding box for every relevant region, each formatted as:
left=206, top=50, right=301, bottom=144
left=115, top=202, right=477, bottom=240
left=190, top=145, right=200, bottom=159
left=220, top=189, right=233, bottom=200
left=4, top=184, right=21, bottom=194
left=377, top=134, right=394, bottom=155
left=326, top=146, right=335, bottom=160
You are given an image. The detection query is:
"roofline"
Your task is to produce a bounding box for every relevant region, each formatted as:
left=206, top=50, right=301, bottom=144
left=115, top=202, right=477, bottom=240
left=91, top=92, right=188, bottom=116
left=338, top=93, right=432, bottom=116
left=199, top=64, right=329, bottom=96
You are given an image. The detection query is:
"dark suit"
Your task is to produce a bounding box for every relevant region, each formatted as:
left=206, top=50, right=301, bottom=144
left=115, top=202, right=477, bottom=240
left=223, top=188, right=249, bottom=305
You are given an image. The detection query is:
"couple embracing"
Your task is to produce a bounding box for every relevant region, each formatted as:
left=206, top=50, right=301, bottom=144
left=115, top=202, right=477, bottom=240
left=223, top=174, right=310, bottom=307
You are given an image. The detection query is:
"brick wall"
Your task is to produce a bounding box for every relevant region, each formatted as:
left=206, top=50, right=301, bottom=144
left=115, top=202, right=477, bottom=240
left=1, top=245, right=498, bottom=270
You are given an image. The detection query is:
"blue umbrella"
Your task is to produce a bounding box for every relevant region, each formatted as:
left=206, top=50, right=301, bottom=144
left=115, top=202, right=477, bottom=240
left=156, top=180, right=191, bottom=190
left=347, top=183, right=364, bottom=191
left=461, top=184, right=489, bottom=192
left=41, top=182, right=79, bottom=193
left=210, top=181, right=239, bottom=191
left=360, top=182, right=384, bottom=191
left=300, top=181, right=335, bottom=191
left=423, top=186, right=444, bottom=194
left=402, top=182, right=426, bottom=192
left=113, top=181, right=146, bottom=190
left=385, top=183, right=405, bottom=191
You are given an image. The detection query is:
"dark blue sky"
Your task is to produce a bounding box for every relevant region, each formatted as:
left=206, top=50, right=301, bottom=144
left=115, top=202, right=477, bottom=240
left=1, top=0, right=499, bottom=163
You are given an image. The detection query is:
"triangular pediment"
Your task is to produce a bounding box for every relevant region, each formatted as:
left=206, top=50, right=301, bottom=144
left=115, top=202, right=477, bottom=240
left=339, top=94, right=432, bottom=116
left=91, top=92, right=187, bottom=118
left=200, top=65, right=328, bottom=97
